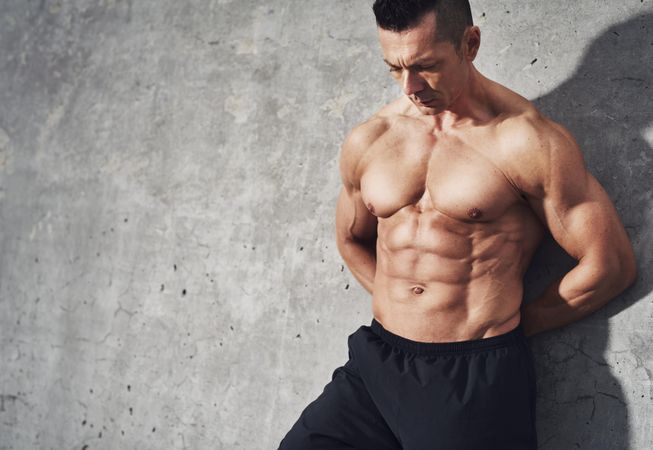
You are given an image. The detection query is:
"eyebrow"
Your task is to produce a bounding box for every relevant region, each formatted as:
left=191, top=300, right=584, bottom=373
left=382, top=58, right=438, bottom=69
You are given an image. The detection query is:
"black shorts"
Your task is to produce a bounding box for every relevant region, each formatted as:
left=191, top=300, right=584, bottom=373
left=278, top=318, right=538, bottom=450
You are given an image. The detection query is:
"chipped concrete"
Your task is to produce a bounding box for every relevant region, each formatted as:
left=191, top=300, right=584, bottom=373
left=0, top=1, right=651, bottom=449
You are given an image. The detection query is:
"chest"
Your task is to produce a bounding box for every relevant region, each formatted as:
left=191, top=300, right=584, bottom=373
left=358, top=130, right=523, bottom=222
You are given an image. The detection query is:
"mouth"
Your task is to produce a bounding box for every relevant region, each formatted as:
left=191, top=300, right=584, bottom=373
left=415, top=97, right=437, bottom=106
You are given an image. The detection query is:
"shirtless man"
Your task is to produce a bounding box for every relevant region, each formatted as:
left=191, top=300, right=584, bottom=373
left=279, top=1, right=637, bottom=449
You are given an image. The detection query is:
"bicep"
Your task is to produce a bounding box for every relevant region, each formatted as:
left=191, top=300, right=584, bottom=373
left=524, top=122, right=633, bottom=271
left=335, top=185, right=378, bottom=244
left=335, top=119, right=385, bottom=244
left=538, top=173, right=627, bottom=264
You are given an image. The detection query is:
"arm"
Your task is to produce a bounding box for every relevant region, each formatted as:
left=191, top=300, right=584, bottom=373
left=335, top=187, right=378, bottom=294
left=334, top=120, right=385, bottom=295
left=513, top=117, right=637, bottom=338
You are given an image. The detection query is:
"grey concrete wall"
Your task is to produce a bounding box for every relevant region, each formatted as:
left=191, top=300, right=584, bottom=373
left=0, top=0, right=651, bottom=449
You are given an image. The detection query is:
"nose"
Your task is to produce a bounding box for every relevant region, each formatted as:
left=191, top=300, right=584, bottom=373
left=402, top=69, right=424, bottom=96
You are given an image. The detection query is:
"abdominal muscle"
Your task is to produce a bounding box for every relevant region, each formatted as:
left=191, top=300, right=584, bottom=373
left=370, top=210, right=528, bottom=343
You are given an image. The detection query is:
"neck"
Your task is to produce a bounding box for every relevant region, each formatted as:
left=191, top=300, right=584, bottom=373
left=429, top=64, right=493, bottom=129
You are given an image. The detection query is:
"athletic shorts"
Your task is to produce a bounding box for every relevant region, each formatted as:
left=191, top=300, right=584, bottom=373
left=278, top=318, right=538, bottom=450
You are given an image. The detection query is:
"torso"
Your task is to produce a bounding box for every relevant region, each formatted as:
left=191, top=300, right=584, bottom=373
left=356, top=84, right=547, bottom=342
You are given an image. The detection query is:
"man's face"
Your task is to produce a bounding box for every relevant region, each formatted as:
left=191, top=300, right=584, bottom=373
left=378, top=11, right=469, bottom=116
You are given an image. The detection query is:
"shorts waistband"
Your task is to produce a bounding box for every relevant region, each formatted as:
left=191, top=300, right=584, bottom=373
left=370, top=318, right=526, bottom=355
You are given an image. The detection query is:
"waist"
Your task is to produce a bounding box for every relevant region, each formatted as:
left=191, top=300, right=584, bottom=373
left=369, top=315, right=526, bottom=355
left=371, top=276, right=523, bottom=342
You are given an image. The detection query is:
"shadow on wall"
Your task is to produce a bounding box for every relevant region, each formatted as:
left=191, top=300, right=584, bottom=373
left=522, top=12, right=652, bottom=450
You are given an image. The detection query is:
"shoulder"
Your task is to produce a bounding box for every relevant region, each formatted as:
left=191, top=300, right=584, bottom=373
left=499, top=108, right=578, bottom=153
left=342, top=114, right=391, bottom=150
left=338, top=114, right=391, bottom=191
left=498, top=109, right=587, bottom=199
left=486, top=76, right=576, bottom=155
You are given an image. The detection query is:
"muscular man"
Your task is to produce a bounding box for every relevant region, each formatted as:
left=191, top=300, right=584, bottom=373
left=279, top=1, right=637, bottom=449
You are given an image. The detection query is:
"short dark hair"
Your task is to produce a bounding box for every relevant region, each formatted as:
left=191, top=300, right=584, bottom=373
left=373, top=0, right=473, bottom=52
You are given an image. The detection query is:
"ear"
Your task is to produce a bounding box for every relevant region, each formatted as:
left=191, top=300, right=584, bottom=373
left=463, top=26, right=481, bottom=60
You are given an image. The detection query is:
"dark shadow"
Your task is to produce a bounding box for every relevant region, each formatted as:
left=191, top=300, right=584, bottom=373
left=522, top=12, right=653, bottom=450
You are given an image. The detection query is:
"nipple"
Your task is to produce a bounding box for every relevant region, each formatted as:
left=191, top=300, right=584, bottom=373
left=412, top=286, right=424, bottom=295
left=367, top=202, right=375, bottom=214
left=467, top=207, right=483, bottom=219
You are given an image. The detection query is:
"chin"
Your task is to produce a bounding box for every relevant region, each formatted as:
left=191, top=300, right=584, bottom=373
left=417, top=105, right=441, bottom=115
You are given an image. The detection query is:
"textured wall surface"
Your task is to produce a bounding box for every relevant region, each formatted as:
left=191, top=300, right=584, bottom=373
left=0, top=0, right=651, bottom=449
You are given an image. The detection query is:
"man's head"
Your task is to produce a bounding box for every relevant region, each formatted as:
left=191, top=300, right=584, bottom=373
left=373, top=0, right=479, bottom=116
left=373, top=0, right=473, bottom=55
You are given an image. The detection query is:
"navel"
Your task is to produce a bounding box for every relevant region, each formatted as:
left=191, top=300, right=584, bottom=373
left=412, top=286, right=424, bottom=295
left=467, top=207, right=483, bottom=219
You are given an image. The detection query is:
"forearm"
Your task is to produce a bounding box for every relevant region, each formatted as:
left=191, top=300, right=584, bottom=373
left=520, top=258, right=635, bottom=338
left=337, top=237, right=377, bottom=295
